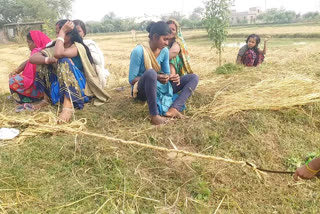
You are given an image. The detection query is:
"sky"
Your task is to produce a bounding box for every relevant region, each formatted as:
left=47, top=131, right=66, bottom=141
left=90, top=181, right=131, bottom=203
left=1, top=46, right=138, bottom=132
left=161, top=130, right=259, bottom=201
left=72, top=0, right=320, bottom=22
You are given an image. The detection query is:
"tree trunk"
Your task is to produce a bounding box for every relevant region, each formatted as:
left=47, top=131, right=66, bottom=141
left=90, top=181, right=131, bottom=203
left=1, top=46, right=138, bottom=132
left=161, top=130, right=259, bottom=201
left=218, top=48, right=222, bottom=66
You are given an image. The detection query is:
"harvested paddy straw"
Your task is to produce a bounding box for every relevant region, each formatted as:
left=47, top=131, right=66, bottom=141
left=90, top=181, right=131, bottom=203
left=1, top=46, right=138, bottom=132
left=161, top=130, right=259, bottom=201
left=195, top=74, right=320, bottom=118
left=0, top=110, right=272, bottom=179
left=0, top=112, right=86, bottom=146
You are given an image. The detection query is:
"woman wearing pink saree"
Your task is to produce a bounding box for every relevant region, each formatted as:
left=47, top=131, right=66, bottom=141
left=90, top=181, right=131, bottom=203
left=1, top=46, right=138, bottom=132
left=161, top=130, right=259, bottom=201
left=9, top=31, right=51, bottom=103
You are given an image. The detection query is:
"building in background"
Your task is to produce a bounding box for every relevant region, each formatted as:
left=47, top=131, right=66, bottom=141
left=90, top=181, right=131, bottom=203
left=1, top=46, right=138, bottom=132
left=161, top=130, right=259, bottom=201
left=230, top=7, right=263, bottom=25
left=3, top=22, right=44, bottom=41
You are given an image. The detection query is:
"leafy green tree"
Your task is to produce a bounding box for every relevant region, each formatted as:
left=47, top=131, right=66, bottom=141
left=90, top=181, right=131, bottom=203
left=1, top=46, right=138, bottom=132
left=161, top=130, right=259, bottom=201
left=302, top=12, right=320, bottom=21
left=203, top=0, right=233, bottom=66
left=189, top=7, right=204, bottom=22
left=0, top=0, right=73, bottom=28
left=161, top=11, right=184, bottom=23
left=257, top=9, right=297, bottom=24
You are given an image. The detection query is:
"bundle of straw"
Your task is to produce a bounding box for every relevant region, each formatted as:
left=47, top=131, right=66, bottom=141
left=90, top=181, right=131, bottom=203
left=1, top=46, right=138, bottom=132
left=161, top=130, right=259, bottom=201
left=0, top=112, right=86, bottom=146
left=194, top=75, right=320, bottom=118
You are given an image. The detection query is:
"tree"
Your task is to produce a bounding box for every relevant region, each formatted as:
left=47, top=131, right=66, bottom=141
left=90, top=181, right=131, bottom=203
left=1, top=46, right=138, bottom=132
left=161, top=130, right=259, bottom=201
left=257, top=9, right=297, bottom=24
left=189, top=7, right=204, bottom=22
left=302, top=12, right=320, bottom=21
left=101, top=12, right=116, bottom=23
left=161, top=11, right=184, bottom=23
left=203, top=0, right=233, bottom=66
left=0, top=0, right=73, bottom=28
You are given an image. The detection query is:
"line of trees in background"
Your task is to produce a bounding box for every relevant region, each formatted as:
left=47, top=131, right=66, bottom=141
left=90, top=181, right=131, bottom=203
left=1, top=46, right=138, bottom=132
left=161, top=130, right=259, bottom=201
left=86, top=8, right=320, bottom=34
left=0, top=0, right=72, bottom=37
left=0, top=0, right=320, bottom=34
left=256, top=9, right=320, bottom=24
left=0, top=0, right=72, bottom=26
left=86, top=8, right=204, bottom=34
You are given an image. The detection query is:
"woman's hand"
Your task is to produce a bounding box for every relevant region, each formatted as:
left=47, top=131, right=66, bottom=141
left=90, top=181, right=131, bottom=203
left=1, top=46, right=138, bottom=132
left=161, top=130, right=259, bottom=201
left=169, top=74, right=180, bottom=86
left=9, top=70, right=17, bottom=78
left=60, top=21, right=74, bottom=35
left=48, top=57, right=58, bottom=64
left=294, top=165, right=317, bottom=180
left=157, top=74, right=169, bottom=84
left=264, top=36, right=271, bottom=43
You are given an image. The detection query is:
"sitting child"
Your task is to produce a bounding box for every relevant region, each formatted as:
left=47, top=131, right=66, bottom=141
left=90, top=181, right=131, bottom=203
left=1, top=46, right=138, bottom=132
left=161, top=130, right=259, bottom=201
left=236, top=34, right=268, bottom=67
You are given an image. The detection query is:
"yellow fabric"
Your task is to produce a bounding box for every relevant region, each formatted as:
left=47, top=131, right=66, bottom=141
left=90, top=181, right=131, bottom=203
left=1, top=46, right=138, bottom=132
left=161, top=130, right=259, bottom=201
left=140, top=44, right=161, bottom=72
left=131, top=44, right=162, bottom=98
left=75, top=42, right=110, bottom=105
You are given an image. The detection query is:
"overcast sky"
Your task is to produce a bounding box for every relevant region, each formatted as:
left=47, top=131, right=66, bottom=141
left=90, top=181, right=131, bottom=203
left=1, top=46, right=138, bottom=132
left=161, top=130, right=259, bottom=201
left=72, top=0, right=320, bottom=22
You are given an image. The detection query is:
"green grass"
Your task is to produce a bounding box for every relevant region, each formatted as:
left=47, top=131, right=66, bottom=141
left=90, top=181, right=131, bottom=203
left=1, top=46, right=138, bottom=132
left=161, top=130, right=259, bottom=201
left=215, top=63, right=244, bottom=75
left=1, top=28, right=320, bottom=213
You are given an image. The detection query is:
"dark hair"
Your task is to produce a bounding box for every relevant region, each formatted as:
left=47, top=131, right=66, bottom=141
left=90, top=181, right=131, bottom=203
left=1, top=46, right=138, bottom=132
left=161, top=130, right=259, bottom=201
left=48, top=19, right=93, bottom=64
left=166, top=20, right=177, bottom=48
left=246, top=34, right=261, bottom=66
left=26, top=32, right=33, bottom=41
left=146, top=21, right=171, bottom=40
left=73, top=19, right=87, bottom=36
left=166, top=20, right=177, bottom=28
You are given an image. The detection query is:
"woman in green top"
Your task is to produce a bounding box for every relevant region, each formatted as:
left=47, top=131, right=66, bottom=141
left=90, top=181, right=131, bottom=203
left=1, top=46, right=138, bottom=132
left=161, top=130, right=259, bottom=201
left=166, top=19, right=193, bottom=76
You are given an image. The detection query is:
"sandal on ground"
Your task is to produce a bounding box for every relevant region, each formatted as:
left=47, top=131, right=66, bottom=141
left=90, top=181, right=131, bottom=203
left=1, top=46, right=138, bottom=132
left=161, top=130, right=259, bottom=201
left=15, top=104, right=25, bottom=113
left=15, top=103, right=35, bottom=113
left=58, top=107, right=75, bottom=124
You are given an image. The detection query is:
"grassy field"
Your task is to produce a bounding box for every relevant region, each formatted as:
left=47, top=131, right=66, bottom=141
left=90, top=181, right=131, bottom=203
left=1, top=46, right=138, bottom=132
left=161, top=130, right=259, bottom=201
left=1, top=24, right=320, bottom=213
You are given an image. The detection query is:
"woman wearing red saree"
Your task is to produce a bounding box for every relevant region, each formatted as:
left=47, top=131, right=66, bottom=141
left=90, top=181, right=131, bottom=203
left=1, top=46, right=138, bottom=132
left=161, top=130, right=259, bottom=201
left=9, top=31, right=51, bottom=103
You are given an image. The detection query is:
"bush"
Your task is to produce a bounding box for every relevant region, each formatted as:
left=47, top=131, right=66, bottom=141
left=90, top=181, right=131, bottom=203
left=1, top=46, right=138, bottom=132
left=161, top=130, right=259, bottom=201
left=215, top=63, right=243, bottom=74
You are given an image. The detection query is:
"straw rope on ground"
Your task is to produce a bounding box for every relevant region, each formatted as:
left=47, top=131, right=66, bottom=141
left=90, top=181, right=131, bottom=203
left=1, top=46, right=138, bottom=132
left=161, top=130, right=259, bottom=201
left=193, top=74, right=320, bottom=118
left=0, top=112, right=272, bottom=179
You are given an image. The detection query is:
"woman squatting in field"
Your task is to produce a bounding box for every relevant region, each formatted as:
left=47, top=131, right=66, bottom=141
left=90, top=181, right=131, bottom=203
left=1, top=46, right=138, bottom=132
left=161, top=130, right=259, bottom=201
left=29, top=20, right=109, bottom=123
left=9, top=31, right=51, bottom=106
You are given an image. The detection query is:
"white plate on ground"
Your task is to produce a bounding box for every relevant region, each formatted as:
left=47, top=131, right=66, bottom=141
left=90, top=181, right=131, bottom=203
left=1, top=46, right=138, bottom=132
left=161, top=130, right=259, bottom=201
left=0, top=128, right=20, bottom=140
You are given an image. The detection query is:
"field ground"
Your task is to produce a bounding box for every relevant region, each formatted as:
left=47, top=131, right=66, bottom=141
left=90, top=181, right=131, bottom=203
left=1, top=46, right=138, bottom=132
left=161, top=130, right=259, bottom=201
left=0, top=24, right=320, bottom=213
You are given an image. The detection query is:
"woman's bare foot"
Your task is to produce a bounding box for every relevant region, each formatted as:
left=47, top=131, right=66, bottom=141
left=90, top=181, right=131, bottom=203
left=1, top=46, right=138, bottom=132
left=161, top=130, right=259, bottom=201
left=165, top=108, right=184, bottom=119
left=58, top=107, right=74, bottom=124
left=32, top=99, right=49, bottom=110
left=150, top=115, right=168, bottom=125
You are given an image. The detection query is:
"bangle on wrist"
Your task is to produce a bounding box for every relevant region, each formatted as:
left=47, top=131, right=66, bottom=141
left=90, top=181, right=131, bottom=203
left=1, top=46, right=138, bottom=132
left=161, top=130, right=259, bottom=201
left=45, top=57, right=50, bottom=64
left=306, top=161, right=320, bottom=174
left=56, top=37, right=65, bottom=43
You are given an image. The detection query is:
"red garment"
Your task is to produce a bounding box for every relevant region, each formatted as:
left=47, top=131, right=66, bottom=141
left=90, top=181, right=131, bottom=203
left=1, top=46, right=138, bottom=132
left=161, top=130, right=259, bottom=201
left=241, top=49, right=265, bottom=67
left=22, top=31, right=51, bottom=89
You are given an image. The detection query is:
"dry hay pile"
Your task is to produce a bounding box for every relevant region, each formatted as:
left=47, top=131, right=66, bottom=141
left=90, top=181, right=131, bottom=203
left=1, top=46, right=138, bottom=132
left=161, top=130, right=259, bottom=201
left=0, top=112, right=86, bottom=146
left=194, top=74, right=320, bottom=118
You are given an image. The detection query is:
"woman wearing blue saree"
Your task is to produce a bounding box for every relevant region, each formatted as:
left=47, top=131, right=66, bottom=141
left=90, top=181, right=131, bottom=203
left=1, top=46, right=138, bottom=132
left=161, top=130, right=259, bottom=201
left=29, top=20, right=110, bottom=123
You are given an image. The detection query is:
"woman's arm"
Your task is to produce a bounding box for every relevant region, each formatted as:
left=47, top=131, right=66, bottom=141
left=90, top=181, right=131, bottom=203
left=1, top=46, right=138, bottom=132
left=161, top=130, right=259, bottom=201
left=129, top=46, right=143, bottom=85
left=294, top=157, right=320, bottom=180
left=236, top=45, right=247, bottom=64
left=16, top=60, right=28, bottom=73
left=262, top=38, right=269, bottom=55
left=29, top=52, right=57, bottom=65
left=236, top=56, right=242, bottom=64
left=54, top=21, right=78, bottom=59
left=9, top=60, right=28, bottom=77
left=169, top=42, right=180, bottom=60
